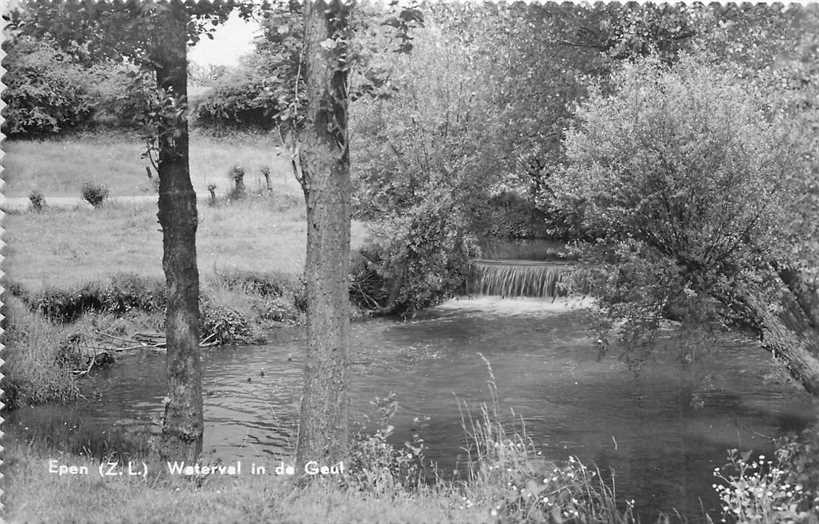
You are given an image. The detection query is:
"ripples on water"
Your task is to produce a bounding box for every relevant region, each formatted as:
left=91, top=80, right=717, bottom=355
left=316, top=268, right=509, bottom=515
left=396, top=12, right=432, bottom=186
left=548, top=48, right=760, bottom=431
left=10, top=297, right=815, bottom=520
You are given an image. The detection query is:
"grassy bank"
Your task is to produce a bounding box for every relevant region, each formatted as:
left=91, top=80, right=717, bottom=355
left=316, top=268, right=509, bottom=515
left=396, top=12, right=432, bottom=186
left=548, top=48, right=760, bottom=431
left=4, top=441, right=486, bottom=524
left=3, top=193, right=369, bottom=408
left=2, top=131, right=292, bottom=198
left=2, top=297, right=82, bottom=409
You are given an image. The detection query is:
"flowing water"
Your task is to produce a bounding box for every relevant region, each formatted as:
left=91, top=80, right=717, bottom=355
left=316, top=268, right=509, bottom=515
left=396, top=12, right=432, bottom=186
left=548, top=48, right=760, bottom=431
left=9, top=297, right=816, bottom=520
left=468, top=260, right=573, bottom=297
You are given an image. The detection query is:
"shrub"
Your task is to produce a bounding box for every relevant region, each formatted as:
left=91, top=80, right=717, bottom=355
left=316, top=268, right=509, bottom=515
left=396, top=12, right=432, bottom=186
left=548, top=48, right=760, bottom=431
left=30, top=285, right=103, bottom=323
left=1, top=36, right=95, bottom=137
left=28, top=189, right=45, bottom=211
left=256, top=297, right=299, bottom=323
left=227, top=165, right=246, bottom=200
left=81, top=182, right=110, bottom=208
left=349, top=190, right=479, bottom=318
left=100, top=274, right=167, bottom=314
left=18, top=274, right=166, bottom=323
left=189, top=65, right=278, bottom=131
left=350, top=21, right=507, bottom=225
left=214, top=269, right=300, bottom=299
left=207, top=183, right=218, bottom=206
left=200, top=299, right=252, bottom=345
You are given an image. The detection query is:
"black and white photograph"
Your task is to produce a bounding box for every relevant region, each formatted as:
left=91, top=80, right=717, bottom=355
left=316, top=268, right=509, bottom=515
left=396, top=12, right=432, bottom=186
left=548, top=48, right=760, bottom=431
left=1, top=0, right=818, bottom=521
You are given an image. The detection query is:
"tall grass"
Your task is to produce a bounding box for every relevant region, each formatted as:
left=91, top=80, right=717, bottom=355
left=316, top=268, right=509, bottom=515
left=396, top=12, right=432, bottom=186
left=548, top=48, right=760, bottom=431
left=457, top=354, right=637, bottom=523
left=2, top=297, right=80, bottom=408
left=4, top=435, right=488, bottom=524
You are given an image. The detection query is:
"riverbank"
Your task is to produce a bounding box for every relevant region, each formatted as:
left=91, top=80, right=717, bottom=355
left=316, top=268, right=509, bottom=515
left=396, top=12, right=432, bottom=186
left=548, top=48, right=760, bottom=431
left=4, top=440, right=485, bottom=524
left=2, top=195, right=371, bottom=409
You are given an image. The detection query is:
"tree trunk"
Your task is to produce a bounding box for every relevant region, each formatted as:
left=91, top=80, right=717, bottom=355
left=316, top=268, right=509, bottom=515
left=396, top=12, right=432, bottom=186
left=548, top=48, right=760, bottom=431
left=778, top=267, right=819, bottom=329
left=295, top=0, right=354, bottom=471
left=737, top=273, right=819, bottom=395
left=154, top=4, right=203, bottom=462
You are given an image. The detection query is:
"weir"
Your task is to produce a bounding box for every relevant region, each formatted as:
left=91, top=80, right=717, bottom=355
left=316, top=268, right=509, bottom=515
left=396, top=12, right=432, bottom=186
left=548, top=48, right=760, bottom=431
left=466, top=259, right=575, bottom=298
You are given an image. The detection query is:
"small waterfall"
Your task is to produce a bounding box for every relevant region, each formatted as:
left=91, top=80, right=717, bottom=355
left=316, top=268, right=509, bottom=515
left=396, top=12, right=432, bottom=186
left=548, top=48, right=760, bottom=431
left=466, top=259, right=574, bottom=298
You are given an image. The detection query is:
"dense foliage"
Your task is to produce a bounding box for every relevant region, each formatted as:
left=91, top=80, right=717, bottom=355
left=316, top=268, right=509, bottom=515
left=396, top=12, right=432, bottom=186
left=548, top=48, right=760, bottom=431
left=551, top=51, right=813, bottom=362
left=2, top=36, right=96, bottom=136
left=350, top=189, right=479, bottom=318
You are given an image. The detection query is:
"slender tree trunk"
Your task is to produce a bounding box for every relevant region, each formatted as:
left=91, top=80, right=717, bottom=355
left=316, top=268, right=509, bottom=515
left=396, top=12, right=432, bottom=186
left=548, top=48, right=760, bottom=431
left=154, top=4, right=203, bottom=462
left=295, top=0, right=354, bottom=471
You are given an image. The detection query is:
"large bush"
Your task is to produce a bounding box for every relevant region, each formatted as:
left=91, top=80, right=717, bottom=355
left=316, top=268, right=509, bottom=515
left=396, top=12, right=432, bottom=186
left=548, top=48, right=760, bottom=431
left=350, top=190, right=479, bottom=318
left=1, top=36, right=96, bottom=137
left=551, top=52, right=806, bottom=352
left=190, top=62, right=279, bottom=131
left=2, top=33, right=152, bottom=136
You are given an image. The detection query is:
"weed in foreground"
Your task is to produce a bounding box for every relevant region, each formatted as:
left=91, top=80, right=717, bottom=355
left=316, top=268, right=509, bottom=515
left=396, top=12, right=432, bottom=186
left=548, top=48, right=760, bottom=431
left=457, top=353, right=637, bottom=523
left=712, top=446, right=816, bottom=523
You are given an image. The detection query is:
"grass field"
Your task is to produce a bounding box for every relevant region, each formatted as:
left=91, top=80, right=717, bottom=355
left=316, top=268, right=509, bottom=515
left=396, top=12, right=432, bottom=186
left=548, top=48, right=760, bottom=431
left=2, top=133, right=370, bottom=409
left=3, top=132, right=367, bottom=290
left=4, top=198, right=368, bottom=290
left=2, top=131, right=294, bottom=198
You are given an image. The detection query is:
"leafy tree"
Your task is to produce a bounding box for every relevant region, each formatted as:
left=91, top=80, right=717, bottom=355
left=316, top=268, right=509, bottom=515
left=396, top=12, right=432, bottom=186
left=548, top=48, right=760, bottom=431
left=190, top=56, right=279, bottom=131
left=551, top=52, right=819, bottom=394
left=8, top=0, right=237, bottom=460
left=1, top=35, right=96, bottom=136
left=347, top=11, right=507, bottom=314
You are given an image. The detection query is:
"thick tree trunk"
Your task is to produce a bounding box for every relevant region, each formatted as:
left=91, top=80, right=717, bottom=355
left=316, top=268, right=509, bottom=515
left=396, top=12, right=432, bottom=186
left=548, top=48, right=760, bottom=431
left=778, top=267, right=819, bottom=329
left=737, top=272, right=819, bottom=395
left=295, top=0, right=353, bottom=470
left=154, top=5, right=203, bottom=462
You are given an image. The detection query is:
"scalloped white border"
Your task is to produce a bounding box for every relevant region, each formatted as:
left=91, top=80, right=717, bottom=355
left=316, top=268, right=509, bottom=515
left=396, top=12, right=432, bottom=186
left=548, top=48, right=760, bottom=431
left=0, top=0, right=8, bottom=515
left=0, top=0, right=817, bottom=516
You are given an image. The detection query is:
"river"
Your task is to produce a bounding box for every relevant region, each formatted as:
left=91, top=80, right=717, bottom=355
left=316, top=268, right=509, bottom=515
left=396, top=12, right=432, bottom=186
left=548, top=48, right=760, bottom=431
left=9, top=296, right=815, bottom=520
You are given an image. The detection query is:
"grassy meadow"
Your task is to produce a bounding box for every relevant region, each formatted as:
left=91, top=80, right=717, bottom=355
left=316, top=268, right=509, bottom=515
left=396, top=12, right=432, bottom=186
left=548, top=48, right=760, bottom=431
left=2, top=131, right=292, bottom=198
left=3, top=132, right=368, bottom=290
left=4, top=197, right=367, bottom=291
